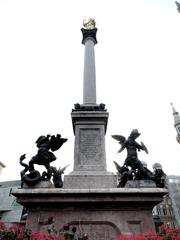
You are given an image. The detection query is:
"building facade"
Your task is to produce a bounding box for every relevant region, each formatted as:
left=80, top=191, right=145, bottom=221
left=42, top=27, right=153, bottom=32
left=166, top=175, right=180, bottom=225
left=153, top=193, right=177, bottom=231
left=0, top=180, right=25, bottom=226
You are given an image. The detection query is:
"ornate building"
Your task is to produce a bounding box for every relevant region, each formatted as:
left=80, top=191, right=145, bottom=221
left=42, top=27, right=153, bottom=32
left=153, top=193, right=177, bottom=231
left=166, top=175, right=180, bottom=225
left=171, top=103, right=180, bottom=143
left=153, top=174, right=180, bottom=230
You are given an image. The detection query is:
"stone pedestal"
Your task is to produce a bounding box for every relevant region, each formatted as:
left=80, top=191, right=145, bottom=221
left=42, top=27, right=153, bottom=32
left=12, top=187, right=168, bottom=239
left=64, top=110, right=117, bottom=189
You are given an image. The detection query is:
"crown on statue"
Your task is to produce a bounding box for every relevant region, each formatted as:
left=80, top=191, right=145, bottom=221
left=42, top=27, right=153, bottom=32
left=83, top=18, right=96, bottom=30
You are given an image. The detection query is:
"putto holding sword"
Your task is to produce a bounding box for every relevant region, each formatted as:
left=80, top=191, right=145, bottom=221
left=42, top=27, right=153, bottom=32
left=112, top=129, right=154, bottom=187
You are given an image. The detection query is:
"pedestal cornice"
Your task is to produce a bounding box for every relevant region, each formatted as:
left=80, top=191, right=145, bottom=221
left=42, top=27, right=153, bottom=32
left=71, top=110, right=109, bottom=134
left=12, top=187, right=168, bottom=208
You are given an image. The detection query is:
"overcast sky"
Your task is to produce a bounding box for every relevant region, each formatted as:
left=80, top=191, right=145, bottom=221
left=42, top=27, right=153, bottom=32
left=0, top=0, right=180, bottom=181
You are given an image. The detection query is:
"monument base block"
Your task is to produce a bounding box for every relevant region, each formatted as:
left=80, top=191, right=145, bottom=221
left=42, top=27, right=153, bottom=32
left=125, top=180, right=156, bottom=188
left=12, top=187, right=168, bottom=239
left=64, top=173, right=117, bottom=189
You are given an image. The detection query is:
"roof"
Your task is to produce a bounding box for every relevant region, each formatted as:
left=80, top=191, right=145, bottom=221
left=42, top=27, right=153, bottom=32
left=0, top=180, right=21, bottom=188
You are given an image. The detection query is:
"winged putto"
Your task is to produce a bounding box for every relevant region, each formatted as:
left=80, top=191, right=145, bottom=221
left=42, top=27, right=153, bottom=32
left=112, top=129, right=165, bottom=187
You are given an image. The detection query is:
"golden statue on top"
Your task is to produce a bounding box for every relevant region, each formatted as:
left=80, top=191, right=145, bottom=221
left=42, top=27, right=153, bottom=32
left=83, top=18, right=96, bottom=30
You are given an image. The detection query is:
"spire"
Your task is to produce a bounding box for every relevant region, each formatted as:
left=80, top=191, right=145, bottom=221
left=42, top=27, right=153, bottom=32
left=171, top=103, right=180, bottom=144
left=171, top=103, right=180, bottom=127
left=171, top=102, right=178, bottom=115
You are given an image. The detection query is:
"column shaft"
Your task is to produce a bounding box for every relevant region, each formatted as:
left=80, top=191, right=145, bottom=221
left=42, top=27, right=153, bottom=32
left=83, top=39, right=96, bottom=105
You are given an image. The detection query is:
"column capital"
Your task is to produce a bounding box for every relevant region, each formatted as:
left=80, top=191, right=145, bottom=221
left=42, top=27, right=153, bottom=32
left=81, top=28, right=98, bottom=44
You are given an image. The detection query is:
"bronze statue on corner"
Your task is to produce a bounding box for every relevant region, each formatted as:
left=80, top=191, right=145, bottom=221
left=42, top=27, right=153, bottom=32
left=112, top=129, right=165, bottom=188
left=19, top=134, right=68, bottom=188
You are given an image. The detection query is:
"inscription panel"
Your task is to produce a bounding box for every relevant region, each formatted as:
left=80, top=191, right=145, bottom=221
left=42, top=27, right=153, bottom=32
left=79, top=128, right=101, bottom=165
